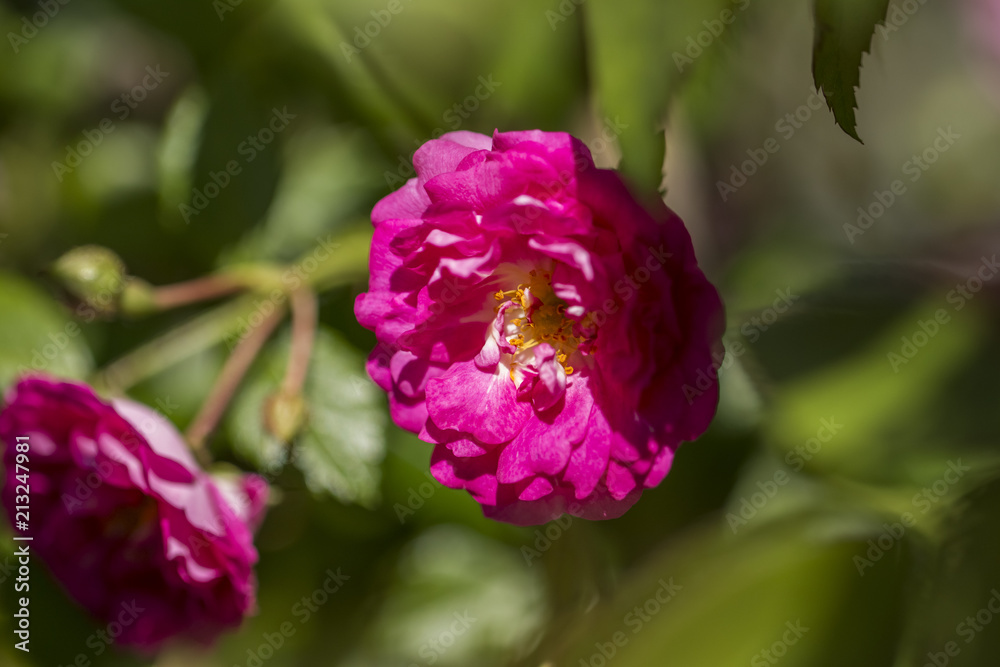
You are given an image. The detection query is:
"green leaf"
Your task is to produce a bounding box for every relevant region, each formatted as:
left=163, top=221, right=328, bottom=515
left=764, top=298, right=991, bottom=487
left=536, top=512, right=913, bottom=667
left=227, top=326, right=386, bottom=507
left=585, top=0, right=737, bottom=193
left=294, top=328, right=387, bottom=507
left=343, top=525, right=547, bottom=667
left=0, top=272, right=93, bottom=391
left=894, top=472, right=1000, bottom=666
left=157, top=85, right=208, bottom=221
left=811, top=0, right=891, bottom=142
left=222, top=126, right=383, bottom=265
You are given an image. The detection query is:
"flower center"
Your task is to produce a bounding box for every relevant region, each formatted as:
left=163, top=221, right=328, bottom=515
left=494, top=269, right=587, bottom=380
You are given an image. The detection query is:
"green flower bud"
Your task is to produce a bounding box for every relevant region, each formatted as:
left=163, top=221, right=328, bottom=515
left=52, top=245, right=128, bottom=317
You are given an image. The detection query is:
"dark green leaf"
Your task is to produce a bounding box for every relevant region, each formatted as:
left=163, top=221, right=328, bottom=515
left=896, top=473, right=1000, bottom=666
left=811, top=0, right=890, bottom=142
left=535, top=513, right=913, bottom=667
left=294, top=327, right=387, bottom=507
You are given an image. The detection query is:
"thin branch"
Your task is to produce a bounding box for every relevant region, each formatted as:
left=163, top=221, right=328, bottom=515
left=151, top=274, right=245, bottom=310
left=93, top=296, right=259, bottom=394
left=186, top=303, right=286, bottom=454
left=282, top=288, right=318, bottom=396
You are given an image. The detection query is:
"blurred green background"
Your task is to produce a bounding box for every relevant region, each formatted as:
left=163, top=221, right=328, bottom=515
left=2, top=0, right=1000, bottom=665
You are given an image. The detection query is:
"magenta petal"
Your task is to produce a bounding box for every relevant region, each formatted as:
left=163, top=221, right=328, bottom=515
left=430, top=444, right=499, bottom=506
left=515, top=366, right=538, bottom=401
left=438, top=130, right=494, bottom=151
left=237, top=475, right=269, bottom=531
left=426, top=360, right=530, bottom=445
left=495, top=378, right=593, bottom=484
left=644, top=445, right=675, bottom=488
left=569, top=487, right=643, bottom=521
left=474, top=339, right=500, bottom=370
left=372, top=178, right=430, bottom=226
left=388, top=391, right=428, bottom=433
left=483, top=494, right=572, bottom=526
left=530, top=345, right=566, bottom=412
left=496, top=425, right=568, bottom=484
left=414, top=133, right=491, bottom=185
left=564, top=410, right=612, bottom=499
left=518, top=476, right=554, bottom=501
left=605, top=461, right=638, bottom=501
left=390, top=351, right=445, bottom=398
left=113, top=398, right=199, bottom=469
left=527, top=237, right=595, bottom=281
left=448, top=438, right=491, bottom=457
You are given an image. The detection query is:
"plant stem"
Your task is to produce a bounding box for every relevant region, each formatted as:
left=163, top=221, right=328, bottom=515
left=151, top=274, right=245, bottom=310
left=93, top=227, right=371, bottom=394
left=282, top=288, right=318, bottom=396
left=186, top=304, right=286, bottom=453
left=93, top=296, right=260, bottom=394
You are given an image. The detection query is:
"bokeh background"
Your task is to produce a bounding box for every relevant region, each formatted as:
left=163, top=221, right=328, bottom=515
left=2, top=0, right=1000, bottom=665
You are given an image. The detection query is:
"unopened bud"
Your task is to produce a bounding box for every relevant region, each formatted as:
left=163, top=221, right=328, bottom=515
left=52, top=245, right=128, bottom=317
left=264, top=391, right=307, bottom=443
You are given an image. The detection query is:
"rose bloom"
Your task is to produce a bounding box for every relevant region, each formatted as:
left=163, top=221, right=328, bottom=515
left=0, top=376, right=267, bottom=649
left=356, top=130, right=724, bottom=525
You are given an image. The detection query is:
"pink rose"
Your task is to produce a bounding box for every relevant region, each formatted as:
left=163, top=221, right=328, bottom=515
left=0, top=376, right=268, bottom=650
left=355, top=130, right=724, bottom=525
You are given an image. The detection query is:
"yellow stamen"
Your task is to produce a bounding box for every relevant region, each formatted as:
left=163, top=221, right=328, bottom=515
left=496, top=269, right=593, bottom=380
